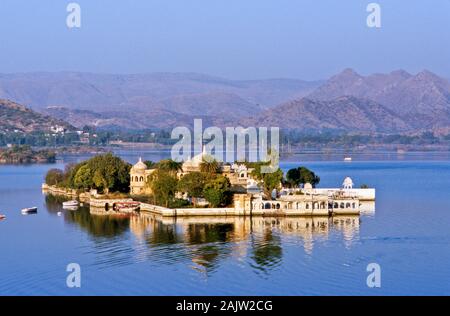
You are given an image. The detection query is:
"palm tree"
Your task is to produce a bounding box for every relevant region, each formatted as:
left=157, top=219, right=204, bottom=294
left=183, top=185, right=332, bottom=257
left=156, top=159, right=183, bottom=174
left=200, top=157, right=219, bottom=174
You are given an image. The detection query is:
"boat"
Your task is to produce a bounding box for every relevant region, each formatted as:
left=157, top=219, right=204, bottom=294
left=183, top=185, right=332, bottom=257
left=21, top=207, right=38, bottom=214
left=63, top=200, right=79, bottom=207
left=344, top=157, right=352, bottom=162
left=63, top=206, right=78, bottom=211
left=113, top=202, right=140, bottom=213
left=0, top=214, right=6, bottom=220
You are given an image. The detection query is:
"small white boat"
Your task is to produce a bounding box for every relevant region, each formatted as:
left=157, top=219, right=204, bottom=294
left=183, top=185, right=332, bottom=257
left=63, top=206, right=78, bottom=211
left=63, top=200, right=79, bottom=207
left=21, top=207, right=38, bottom=214
left=0, top=214, right=6, bottom=220
left=344, top=157, right=352, bottom=162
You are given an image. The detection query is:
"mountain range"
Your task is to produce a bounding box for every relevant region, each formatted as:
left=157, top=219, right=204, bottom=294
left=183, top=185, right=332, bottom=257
left=307, top=69, right=450, bottom=130
left=1, top=69, right=450, bottom=133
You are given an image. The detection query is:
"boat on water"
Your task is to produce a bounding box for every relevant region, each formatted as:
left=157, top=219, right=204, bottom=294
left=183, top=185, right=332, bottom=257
left=63, top=200, right=79, bottom=207
left=0, top=214, right=6, bottom=220
left=63, top=206, right=79, bottom=211
left=344, top=157, right=352, bottom=162
left=113, top=202, right=140, bottom=213
left=21, top=207, right=38, bottom=214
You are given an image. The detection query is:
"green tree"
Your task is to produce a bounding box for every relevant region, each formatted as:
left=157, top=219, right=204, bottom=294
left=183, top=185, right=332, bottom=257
left=67, top=153, right=130, bottom=193
left=200, top=156, right=219, bottom=174
left=177, top=172, right=209, bottom=205
left=147, top=169, right=178, bottom=207
left=45, top=168, right=64, bottom=186
left=286, top=166, right=320, bottom=188
left=203, top=175, right=232, bottom=207
left=144, top=160, right=157, bottom=169
left=156, top=159, right=183, bottom=174
left=74, top=164, right=93, bottom=190
left=251, top=163, right=283, bottom=200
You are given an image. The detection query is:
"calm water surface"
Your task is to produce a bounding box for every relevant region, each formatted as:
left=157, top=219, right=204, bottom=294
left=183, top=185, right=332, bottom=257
left=1, top=152, right=450, bottom=295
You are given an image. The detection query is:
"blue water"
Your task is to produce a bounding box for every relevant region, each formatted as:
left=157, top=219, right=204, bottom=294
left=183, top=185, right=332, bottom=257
left=1, top=154, right=450, bottom=295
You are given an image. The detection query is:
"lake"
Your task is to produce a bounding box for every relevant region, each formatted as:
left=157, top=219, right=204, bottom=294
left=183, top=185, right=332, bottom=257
left=1, top=152, right=450, bottom=295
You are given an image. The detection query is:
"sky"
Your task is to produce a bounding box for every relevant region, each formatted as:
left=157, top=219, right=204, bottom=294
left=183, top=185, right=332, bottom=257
left=0, top=0, right=449, bottom=80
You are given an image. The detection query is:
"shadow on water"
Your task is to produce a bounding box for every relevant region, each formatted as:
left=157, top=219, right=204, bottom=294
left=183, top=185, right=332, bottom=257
left=45, top=194, right=130, bottom=238
left=44, top=195, right=361, bottom=274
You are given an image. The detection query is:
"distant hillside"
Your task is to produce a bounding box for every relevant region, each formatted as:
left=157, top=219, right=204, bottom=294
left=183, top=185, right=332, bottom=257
left=0, top=72, right=321, bottom=117
left=240, top=96, right=410, bottom=133
left=42, top=106, right=219, bottom=130
left=0, top=99, right=74, bottom=133
left=308, top=69, right=450, bottom=129
left=2, top=70, right=450, bottom=134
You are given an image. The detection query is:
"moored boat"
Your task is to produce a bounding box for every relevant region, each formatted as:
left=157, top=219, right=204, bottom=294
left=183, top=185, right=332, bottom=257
left=21, top=207, right=38, bottom=214
left=113, top=202, right=140, bottom=213
left=0, top=214, right=6, bottom=220
left=63, top=200, right=79, bottom=207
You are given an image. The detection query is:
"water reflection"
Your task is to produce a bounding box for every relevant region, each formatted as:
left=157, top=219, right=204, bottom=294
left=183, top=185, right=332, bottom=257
left=44, top=197, right=360, bottom=274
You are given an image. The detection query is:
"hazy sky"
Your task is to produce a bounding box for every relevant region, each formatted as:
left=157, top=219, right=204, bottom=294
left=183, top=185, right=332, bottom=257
left=0, top=0, right=449, bottom=80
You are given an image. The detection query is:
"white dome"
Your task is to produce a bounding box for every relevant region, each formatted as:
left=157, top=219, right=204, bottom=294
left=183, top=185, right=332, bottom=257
left=343, top=177, right=354, bottom=189
left=132, top=157, right=147, bottom=170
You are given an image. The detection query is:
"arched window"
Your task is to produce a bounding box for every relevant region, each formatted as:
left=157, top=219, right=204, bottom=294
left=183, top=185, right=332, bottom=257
left=352, top=202, right=356, bottom=208
left=340, top=202, right=345, bottom=209
left=140, top=176, right=144, bottom=182
left=276, top=203, right=280, bottom=209
left=135, top=176, right=139, bottom=182
left=264, top=203, right=271, bottom=209
left=306, top=203, right=309, bottom=209
left=346, top=202, right=351, bottom=208
left=334, top=202, right=338, bottom=208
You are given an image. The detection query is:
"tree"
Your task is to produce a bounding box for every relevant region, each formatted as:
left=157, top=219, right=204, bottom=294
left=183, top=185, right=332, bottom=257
left=156, top=159, right=182, bottom=174
left=286, top=166, right=320, bottom=188
left=74, top=164, right=93, bottom=190
left=251, top=163, right=283, bottom=200
left=66, top=153, right=131, bottom=193
left=147, top=169, right=178, bottom=207
left=144, top=160, right=157, bottom=169
left=177, top=172, right=209, bottom=205
left=203, top=175, right=232, bottom=207
left=45, top=168, right=64, bottom=186
left=200, top=156, right=219, bottom=174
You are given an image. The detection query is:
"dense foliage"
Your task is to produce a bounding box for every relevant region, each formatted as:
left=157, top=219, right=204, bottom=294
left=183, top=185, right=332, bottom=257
left=250, top=162, right=284, bottom=200
left=285, top=166, right=320, bottom=188
left=202, top=175, right=232, bottom=207
left=44, top=153, right=131, bottom=193
left=146, top=169, right=179, bottom=207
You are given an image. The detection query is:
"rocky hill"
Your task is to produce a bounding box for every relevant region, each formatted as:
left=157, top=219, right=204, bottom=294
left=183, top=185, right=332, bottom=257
left=0, top=99, right=74, bottom=133
left=307, top=69, right=450, bottom=129
left=240, top=96, right=410, bottom=133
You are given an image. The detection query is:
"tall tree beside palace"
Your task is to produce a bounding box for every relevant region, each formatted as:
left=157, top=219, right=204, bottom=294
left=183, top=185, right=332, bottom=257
left=45, top=153, right=131, bottom=193
left=286, top=167, right=320, bottom=188
left=203, top=175, right=232, bottom=207
left=250, top=163, right=284, bottom=200
left=147, top=169, right=178, bottom=207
